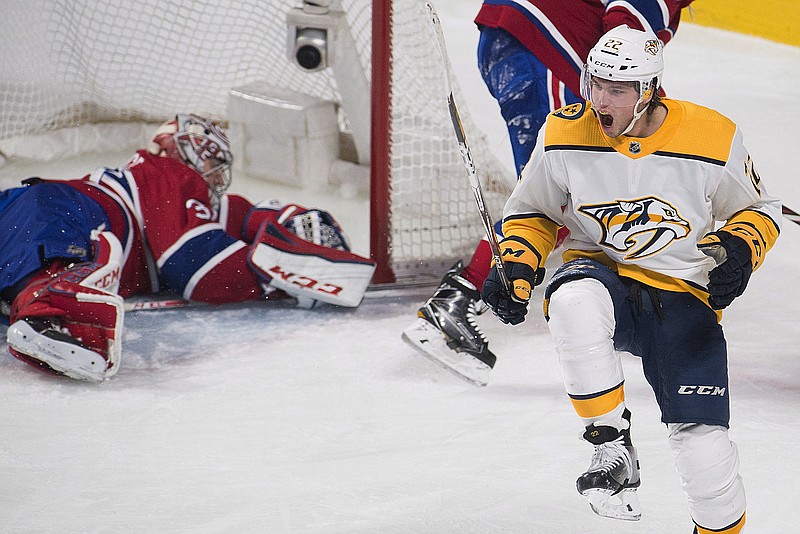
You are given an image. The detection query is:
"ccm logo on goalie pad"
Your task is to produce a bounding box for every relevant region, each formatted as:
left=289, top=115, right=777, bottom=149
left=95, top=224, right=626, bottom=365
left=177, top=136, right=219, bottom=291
left=267, top=265, right=344, bottom=296
left=249, top=222, right=375, bottom=307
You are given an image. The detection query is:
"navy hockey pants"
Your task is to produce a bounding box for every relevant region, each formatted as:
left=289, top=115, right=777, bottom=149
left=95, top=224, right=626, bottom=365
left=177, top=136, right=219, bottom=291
left=545, top=259, right=731, bottom=428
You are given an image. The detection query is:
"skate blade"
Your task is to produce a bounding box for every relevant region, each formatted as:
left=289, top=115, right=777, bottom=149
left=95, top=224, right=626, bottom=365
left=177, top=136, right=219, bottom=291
left=402, top=319, right=490, bottom=387
left=7, top=320, right=106, bottom=382
left=584, top=488, right=641, bottom=521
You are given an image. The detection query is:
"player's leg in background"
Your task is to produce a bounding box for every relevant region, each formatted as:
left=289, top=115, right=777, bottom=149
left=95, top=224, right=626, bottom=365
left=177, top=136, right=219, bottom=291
left=449, top=26, right=580, bottom=301
left=476, top=25, right=559, bottom=177
left=402, top=26, right=574, bottom=384
left=401, top=257, right=497, bottom=387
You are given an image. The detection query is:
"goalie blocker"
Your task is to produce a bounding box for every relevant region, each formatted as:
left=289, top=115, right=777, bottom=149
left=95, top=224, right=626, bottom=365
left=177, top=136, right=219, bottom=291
left=249, top=219, right=375, bottom=308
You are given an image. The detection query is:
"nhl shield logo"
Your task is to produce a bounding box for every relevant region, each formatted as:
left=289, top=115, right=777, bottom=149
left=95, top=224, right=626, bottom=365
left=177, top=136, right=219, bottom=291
left=629, top=141, right=641, bottom=154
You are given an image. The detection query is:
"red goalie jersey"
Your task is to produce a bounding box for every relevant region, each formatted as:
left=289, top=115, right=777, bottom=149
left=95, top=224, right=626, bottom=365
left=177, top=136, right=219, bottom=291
left=65, top=149, right=274, bottom=304
left=63, top=147, right=373, bottom=305
left=1, top=114, right=374, bottom=381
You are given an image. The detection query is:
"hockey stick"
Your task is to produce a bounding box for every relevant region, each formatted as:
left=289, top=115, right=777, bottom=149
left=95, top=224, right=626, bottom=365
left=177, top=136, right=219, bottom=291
left=425, top=2, right=511, bottom=294
left=124, top=297, right=202, bottom=312
left=783, top=205, right=800, bottom=226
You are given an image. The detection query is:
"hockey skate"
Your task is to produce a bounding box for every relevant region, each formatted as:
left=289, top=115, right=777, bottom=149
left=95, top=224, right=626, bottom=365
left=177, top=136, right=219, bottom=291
left=402, top=261, right=496, bottom=386
left=576, top=414, right=642, bottom=521
left=6, top=317, right=109, bottom=382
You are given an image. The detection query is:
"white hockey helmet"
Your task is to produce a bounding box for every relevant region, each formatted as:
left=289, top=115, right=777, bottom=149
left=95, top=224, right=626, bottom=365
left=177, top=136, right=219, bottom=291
left=581, top=26, right=664, bottom=133
left=148, top=114, right=233, bottom=196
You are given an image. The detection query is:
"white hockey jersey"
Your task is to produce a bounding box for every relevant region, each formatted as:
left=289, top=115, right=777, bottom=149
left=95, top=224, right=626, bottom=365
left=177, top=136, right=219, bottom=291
left=502, top=98, right=781, bottom=310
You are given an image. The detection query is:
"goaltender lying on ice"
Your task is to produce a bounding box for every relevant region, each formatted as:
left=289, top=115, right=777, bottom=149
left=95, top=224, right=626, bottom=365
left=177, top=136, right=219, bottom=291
left=0, top=113, right=375, bottom=382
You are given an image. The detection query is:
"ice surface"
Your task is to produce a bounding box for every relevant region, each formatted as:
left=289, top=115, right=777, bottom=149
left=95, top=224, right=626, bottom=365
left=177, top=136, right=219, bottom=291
left=1, top=2, right=799, bottom=532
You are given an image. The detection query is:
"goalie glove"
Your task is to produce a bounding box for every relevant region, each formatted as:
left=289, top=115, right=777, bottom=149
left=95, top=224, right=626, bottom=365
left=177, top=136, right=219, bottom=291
left=278, top=204, right=351, bottom=251
left=698, top=230, right=752, bottom=310
left=481, top=237, right=545, bottom=325
left=243, top=201, right=351, bottom=251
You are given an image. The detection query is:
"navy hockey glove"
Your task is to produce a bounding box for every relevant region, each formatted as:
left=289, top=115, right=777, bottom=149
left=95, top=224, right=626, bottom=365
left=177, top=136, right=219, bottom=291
left=481, top=261, right=545, bottom=325
left=698, top=230, right=753, bottom=310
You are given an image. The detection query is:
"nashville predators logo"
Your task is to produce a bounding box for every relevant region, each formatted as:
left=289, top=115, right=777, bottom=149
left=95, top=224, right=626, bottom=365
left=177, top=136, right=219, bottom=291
left=578, top=197, right=691, bottom=259
left=644, top=39, right=660, bottom=56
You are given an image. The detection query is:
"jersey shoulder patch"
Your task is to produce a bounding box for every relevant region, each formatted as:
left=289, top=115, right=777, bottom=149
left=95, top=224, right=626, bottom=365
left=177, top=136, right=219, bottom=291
left=544, top=102, right=604, bottom=149
left=551, top=102, right=586, bottom=121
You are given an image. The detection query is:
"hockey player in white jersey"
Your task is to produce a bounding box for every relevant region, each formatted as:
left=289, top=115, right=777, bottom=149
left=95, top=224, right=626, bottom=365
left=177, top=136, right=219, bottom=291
left=403, top=0, right=696, bottom=387
left=481, top=26, right=781, bottom=533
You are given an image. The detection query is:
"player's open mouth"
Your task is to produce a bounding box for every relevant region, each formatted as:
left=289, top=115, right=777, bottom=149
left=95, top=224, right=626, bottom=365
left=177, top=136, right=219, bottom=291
left=599, top=112, right=614, bottom=128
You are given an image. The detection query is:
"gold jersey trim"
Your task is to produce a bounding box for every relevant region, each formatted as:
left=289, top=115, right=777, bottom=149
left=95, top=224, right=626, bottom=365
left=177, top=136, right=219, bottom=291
left=545, top=99, right=737, bottom=162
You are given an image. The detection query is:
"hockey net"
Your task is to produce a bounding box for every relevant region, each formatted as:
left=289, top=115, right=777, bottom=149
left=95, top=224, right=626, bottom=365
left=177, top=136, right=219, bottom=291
left=0, top=0, right=513, bottom=284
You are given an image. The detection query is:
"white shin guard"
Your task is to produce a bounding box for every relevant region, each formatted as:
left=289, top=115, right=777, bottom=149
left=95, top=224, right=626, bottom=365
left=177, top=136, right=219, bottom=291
left=548, top=279, right=623, bottom=404
left=668, top=423, right=746, bottom=530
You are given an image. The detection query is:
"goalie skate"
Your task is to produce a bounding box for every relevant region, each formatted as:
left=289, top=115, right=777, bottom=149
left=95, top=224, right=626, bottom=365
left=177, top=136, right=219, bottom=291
left=401, top=261, right=496, bottom=387
left=7, top=318, right=108, bottom=382
left=576, top=417, right=641, bottom=521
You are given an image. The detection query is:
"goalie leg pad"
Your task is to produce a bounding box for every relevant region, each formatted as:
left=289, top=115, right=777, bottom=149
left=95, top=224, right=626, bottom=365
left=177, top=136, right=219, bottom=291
left=7, top=232, right=125, bottom=380
left=7, top=318, right=109, bottom=382
left=76, top=230, right=123, bottom=294
left=248, top=221, right=375, bottom=307
left=8, top=279, right=124, bottom=381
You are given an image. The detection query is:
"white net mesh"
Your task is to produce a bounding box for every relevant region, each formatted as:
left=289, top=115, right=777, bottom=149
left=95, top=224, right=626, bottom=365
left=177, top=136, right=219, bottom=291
left=0, top=0, right=513, bottom=282
left=386, top=1, right=511, bottom=278
left=1, top=0, right=361, bottom=130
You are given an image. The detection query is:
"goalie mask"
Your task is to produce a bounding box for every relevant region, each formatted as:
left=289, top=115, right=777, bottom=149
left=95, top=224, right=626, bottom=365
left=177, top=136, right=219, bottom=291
left=148, top=114, right=234, bottom=196
left=581, top=26, right=664, bottom=135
